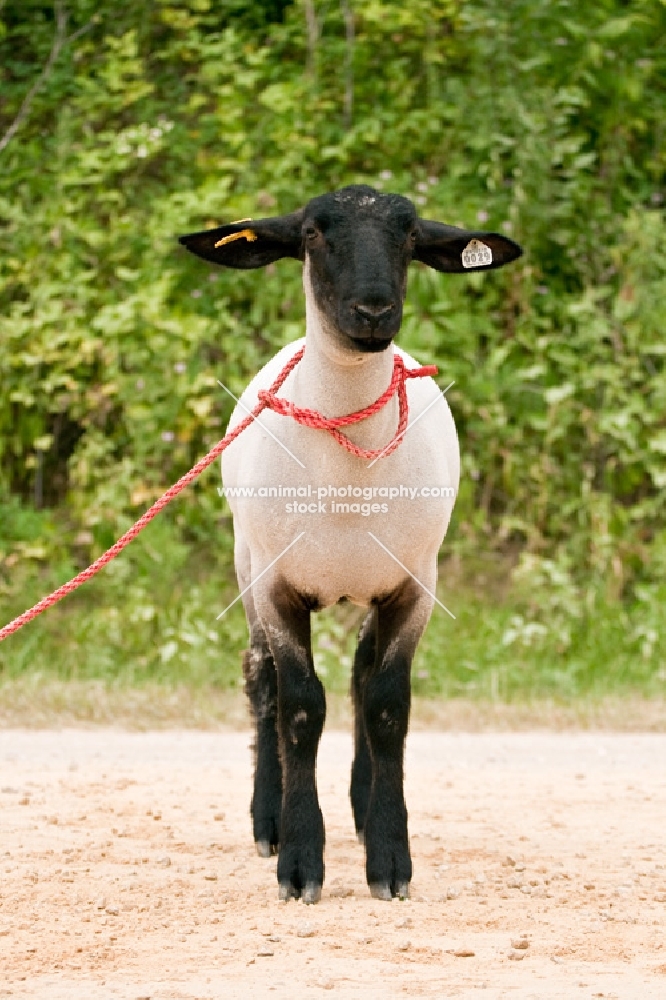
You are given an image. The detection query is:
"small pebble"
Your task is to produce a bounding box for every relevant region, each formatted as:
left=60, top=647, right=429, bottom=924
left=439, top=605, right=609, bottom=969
left=329, top=886, right=354, bottom=898
left=213, top=813, right=225, bottom=822
left=297, top=921, right=316, bottom=938
left=454, top=948, right=475, bottom=958
left=396, top=917, right=413, bottom=929
left=508, top=950, right=525, bottom=961
left=96, top=897, right=106, bottom=910
left=318, top=977, right=335, bottom=990
left=106, top=906, right=119, bottom=916
left=257, top=948, right=274, bottom=957
left=398, top=940, right=411, bottom=952
left=511, top=938, right=529, bottom=950
left=156, top=856, right=171, bottom=867
left=204, top=873, right=218, bottom=881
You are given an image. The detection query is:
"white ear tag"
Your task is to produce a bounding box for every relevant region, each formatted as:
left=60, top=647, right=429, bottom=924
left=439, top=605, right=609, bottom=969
left=462, top=239, right=493, bottom=268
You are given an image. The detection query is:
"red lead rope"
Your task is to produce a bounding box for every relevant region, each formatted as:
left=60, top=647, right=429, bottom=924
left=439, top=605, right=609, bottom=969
left=0, top=347, right=437, bottom=642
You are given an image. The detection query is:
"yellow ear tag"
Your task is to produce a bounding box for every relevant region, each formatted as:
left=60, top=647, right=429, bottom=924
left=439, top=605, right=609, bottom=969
left=214, top=228, right=258, bottom=248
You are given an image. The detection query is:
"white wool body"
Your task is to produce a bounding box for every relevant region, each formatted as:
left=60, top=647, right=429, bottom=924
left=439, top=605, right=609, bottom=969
left=222, top=264, right=460, bottom=619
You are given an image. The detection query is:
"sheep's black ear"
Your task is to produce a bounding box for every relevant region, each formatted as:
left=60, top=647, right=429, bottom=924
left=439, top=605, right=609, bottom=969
left=413, top=220, right=522, bottom=273
left=178, top=210, right=304, bottom=269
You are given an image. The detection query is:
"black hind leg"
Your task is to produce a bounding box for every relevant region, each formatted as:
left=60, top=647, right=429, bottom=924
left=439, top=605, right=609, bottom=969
left=350, top=608, right=377, bottom=840
left=243, top=628, right=282, bottom=857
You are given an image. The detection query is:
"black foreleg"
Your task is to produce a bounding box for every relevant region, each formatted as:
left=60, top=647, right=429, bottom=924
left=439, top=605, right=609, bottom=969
left=260, top=581, right=326, bottom=904
left=356, top=579, right=433, bottom=900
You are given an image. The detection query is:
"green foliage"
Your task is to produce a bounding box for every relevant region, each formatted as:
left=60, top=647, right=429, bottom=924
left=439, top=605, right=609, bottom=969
left=1, top=0, right=665, bottom=690
left=1, top=542, right=665, bottom=701
left=413, top=554, right=666, bottom=700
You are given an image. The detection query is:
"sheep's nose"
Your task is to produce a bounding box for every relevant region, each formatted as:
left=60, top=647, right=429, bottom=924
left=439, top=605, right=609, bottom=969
left=353, top=302, right=395, bottom=321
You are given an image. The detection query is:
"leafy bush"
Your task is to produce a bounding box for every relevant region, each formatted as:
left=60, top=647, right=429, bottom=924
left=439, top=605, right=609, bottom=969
left=1, top=0, right=665, bottom=689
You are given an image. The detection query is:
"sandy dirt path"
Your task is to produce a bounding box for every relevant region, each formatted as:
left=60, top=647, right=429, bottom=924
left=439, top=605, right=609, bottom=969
left=1, top=728, right=665, bottom=999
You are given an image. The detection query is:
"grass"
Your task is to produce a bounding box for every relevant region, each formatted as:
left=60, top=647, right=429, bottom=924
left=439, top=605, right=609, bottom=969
left=0, top=678, right=664, bottom=730
left=1, top=515, right=665, bottom=719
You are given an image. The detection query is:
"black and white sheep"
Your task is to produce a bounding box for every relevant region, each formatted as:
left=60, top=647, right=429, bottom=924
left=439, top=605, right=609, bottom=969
left=180, top=185, right=522, bottom=904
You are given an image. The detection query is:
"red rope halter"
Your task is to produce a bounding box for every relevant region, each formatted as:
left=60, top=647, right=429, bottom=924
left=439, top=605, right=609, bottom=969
left=0, top=346, right=437, bottom=642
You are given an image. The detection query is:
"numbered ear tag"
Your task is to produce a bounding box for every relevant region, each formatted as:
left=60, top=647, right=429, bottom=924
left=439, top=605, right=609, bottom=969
left=462, top=239, right=493, bottom=268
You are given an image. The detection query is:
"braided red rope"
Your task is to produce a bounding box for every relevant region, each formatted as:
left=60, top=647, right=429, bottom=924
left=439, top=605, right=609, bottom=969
left=0, top=346, right=437, bottom=642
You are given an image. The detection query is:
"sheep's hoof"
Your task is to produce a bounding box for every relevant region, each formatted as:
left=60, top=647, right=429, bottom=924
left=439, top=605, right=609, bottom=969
left=278, top=881, right=322, bottom=904
left=395, top=881, right=410, bottom=900
left=369, top=880, right=410, bottom=901
left=302, top=881, right=322, bottom=905
left=369, top=882, right=393, bottom=901
left=256, top=839, right=277, bottom=858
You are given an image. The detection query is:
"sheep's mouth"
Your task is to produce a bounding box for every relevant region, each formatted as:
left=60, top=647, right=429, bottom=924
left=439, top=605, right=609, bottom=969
left=347, top=335, right=394, bottom=353
left=342, top=301, right=402, bottom=350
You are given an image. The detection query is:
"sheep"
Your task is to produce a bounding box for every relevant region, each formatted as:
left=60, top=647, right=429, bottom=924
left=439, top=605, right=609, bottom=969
left=179, top=185, right=522, bottom=904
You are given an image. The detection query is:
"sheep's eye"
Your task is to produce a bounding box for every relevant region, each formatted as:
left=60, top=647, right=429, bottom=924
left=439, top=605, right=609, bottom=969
left=409, top=230, right=418, bottom=245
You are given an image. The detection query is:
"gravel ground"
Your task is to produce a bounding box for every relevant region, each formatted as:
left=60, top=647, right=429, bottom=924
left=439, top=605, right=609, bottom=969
left=1, top=728, right=665, bottom=999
